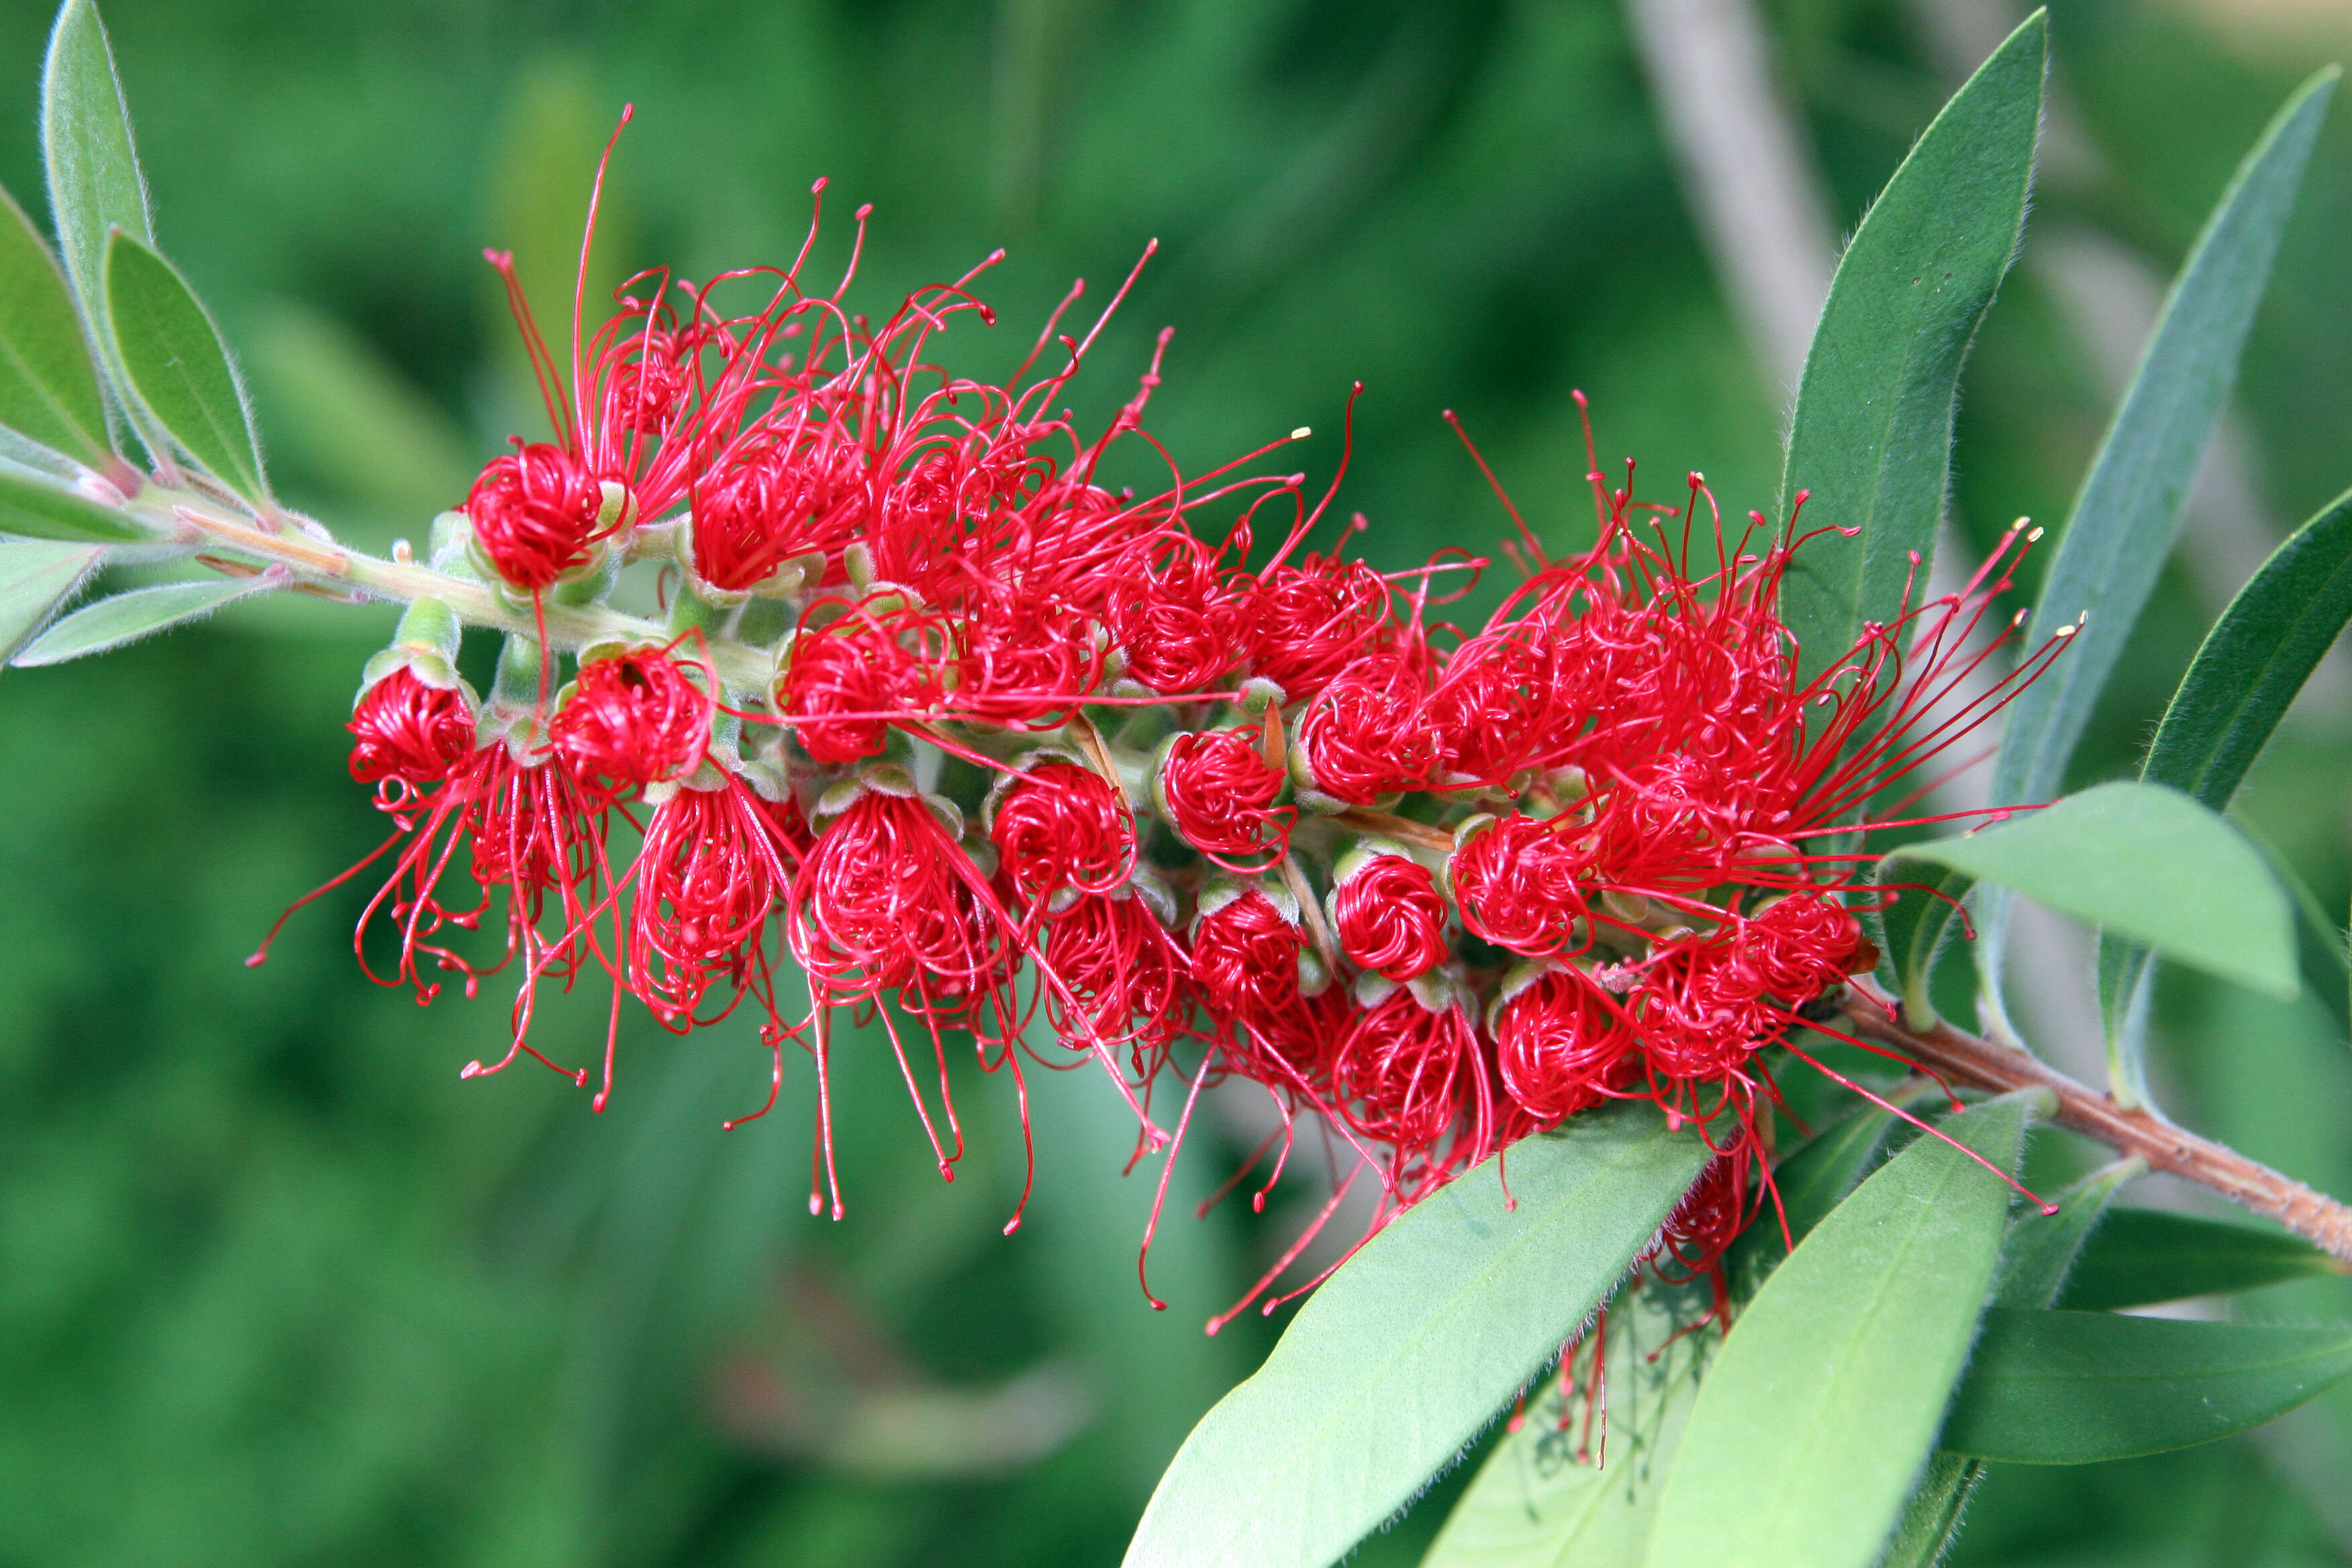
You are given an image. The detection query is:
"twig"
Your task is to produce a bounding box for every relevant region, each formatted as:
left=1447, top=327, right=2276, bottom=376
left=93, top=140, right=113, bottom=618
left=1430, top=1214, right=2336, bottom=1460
left=1840, top=976, right=2352, bottom=1262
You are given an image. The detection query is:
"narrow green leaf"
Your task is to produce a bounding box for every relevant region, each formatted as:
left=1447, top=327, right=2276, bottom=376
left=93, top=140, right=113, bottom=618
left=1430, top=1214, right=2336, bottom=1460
left=0, top=466, right=147, bottom=542
left=1418, top=1277, right=1718, bottom=1568
left=1644, top=1094, right=2034, bottom=1568
left=40, top=0, right=151, bottom=323
left=1883, top=1161, right=2135, bottom=1568
left=1979, top=68, right=2337, bottom=1040
left=0, top=538, right=102, bottom=660
left=2059, top=1208, right=2344, bottom=1312
left=13, top=570, right=277, bottom=665
left=1776, top=13, right=2044, bottom=685
left=1940, top=1308, right=2352, bottom=1463
left=2098, top=487, right=2352, bottom=1085
left=1124, top=1104, right=1710, bottom=1568
left=1725, top=1104, right=1898, bottom=1297
left=0, top=183, right=109, bottom=463
left=1887, top=782, right=2295, bottom=1001
left=103, top=232, right=266, bottom=501
left=1873, top=865, right=1975, bottom=1030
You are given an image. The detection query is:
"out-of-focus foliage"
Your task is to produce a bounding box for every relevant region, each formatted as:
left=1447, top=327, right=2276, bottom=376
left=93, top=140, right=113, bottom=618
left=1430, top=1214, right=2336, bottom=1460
left=0, top=1, right=2348, bottom=1564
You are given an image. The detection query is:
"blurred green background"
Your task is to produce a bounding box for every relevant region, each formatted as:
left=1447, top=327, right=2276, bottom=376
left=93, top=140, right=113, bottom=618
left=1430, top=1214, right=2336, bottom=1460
left=1, top=0, right=2350, bottom=1563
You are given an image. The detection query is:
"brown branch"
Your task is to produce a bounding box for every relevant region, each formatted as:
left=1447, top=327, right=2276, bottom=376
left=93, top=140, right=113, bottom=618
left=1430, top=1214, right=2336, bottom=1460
left=1839, top=977, right=2352, bottom=1263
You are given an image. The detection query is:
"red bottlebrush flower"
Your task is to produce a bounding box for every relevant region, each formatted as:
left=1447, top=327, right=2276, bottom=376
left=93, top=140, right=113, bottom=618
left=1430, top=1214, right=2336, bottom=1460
left=601, top=322, right=695, bottom=437
left=1426, top=616, right=1573, bottom=787
left=1491, top=966, right=1636, bottom=1124
left=775, top=595, right=954, bottom=765
left=988, top=760, right=1135, bottom=905
left=348, top=665, right=477, bottom=793
left=1740, top=892, right=1868, bottom=998
left=1330, top=850, right=1449, bottom=981
left=1449, top=813, right=1599, bottom=959
left=1105, top=532, right=1237, bottom=695
left=628, top=777, right=797, bottom=1026
left=1647, top=1148, right=1755, bottom=1315
left=687, top=427, right=856, bottom=593
left=1632, top=937, right=1779, bottom=1084
left=548, top=646, right=714, bottom=807
left=1038, top=888, right=1187, bottom=1070
left=1156, top=726, right=1293, bottom=873
left=952, top=586, right=1110, bottom=730
left=1293, top=653, right=1438, bottom=803
left=465, top=440, right=612, bottom=591
left=787, top=784, right=1006, bottom=1012
left=1243, top=553, right=1394, bottom=700
left=1188, top=883, right=1311, bottom=1028
left=1329, top=981, right=1493, bottom=1191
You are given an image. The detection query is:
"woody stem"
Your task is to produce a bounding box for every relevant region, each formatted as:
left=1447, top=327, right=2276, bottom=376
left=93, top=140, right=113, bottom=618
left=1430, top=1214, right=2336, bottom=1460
left=1839, top=976, right=2352, bottom=1263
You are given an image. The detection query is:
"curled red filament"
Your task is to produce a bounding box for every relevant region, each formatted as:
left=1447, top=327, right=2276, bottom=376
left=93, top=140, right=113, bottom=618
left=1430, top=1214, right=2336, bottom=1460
left=465, top=441, right=612, bottom=591
left=1450, top=814, right=1598, bottom=959
left=1243, top=554, right=1393, bottom=700
left=629, top=778, right=794, bottom=1025
left=1189, top=889, right=1306, bottom=1028
left=1159, top=728, right=1292, bottom=873
left=1493, top=967, right=1636, bottom=1124
left=549, top=647, right=714, bottom=807
left=1332, top=854, right=1449, bottom=980
left=1295, top=653, right=1438, bottom=803
left=990, top=762, right=1136, bottom=905
left=348, top=666, right=477, bottom=792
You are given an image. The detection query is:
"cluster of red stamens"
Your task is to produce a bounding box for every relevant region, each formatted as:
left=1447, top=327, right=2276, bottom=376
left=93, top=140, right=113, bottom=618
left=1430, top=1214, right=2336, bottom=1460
left=257, top=109, right=2075, bottom=1326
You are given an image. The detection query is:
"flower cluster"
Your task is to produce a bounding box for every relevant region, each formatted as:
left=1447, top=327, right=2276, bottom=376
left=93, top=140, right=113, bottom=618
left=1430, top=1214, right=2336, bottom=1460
left=260, top=117, right=2068, bottom=1321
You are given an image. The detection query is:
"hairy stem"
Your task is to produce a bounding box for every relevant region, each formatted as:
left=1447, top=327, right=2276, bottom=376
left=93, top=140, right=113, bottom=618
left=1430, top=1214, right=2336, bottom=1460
left=148, top=489, right=775, bottom=693
left=1841, top=976, right=2352, bottom=1263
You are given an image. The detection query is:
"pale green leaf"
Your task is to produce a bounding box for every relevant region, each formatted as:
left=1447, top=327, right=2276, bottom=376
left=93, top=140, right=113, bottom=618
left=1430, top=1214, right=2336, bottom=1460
left=1940, top=1309, right=2352, bottom=1463
left=40, top=0, right=150, bottom=324
left=1643, top=1094, right=2032, bottom=1568
left=1888, top=781, right=2294, bottom=1001
left=0, top=466, right=146, bottom=542
left=13, top=571, right=277, bottom=665
left=1124, top=1104, right=1710, bottom=1568
left=2099, top=485, right=2352, bottom=1091
left=0, top=183, right=109, bottom=463
left=1775, top=13, right=2044, bottom=685
left=1418, top=1277, right=1718, bottom=1568
left=2059, top=1208, right=2343, bottom=1312
left=1979, top=68, right=2336, bottom=1041
left=0, top=537, right=101, bottom=660
left=103, top=232, right=267, bottom=501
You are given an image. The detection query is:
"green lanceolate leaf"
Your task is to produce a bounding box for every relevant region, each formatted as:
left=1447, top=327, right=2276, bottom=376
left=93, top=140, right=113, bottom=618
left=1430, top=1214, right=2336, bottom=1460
left=1725, top=1104, right=1898, bottom=1297
left=1886, top=781, right=2295, bottom=1001
left=2098, top=486, right=2352, bottom=1090
left=1874, top=865, right=1974, bottom=1030
left=1978, top=68, right=2337, bottom=1041
left=103, top=233, right=267, bottom=502
left=1418, top=1276, right=1719, bottom=1568
left=41, top=0, right=150, bottom=324
left=1644, top=1093, right=2034, bottom=1568
left=1940, top=1308, right=2352, bottom=1463
left=2059, top=1208, right=2345, bottom=1311
left=1775, top=13, right=2044, bottom=686
left=1124, top=1104, right=1710, bottom=1568
left=13, top=570, right=278, bottom=666
left=0, top=467, right=146, bottom=542
left=1884, top=1159, right=2140, bottom=1565
left=0, top=183, right=109, bottom=464
left=0, top=538, right=102, bottom=660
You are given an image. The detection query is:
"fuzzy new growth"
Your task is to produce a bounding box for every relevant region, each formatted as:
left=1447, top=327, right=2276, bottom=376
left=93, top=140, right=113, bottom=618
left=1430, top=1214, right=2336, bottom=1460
left=256, top=106, right=2081, bottom=1326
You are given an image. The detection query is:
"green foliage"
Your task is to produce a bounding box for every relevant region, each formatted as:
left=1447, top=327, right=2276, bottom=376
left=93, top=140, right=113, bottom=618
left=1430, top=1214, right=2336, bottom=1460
left=102, top=232, right=266, bottom=501
left=1122, top=1106, right=1708, bottom=1568
left=2100, top=485, right=2352, bottom=1086
left=2060, top=1207, right=2345, bottom=1311
left=1941, top=1309, right=2352, bottom=1463
left=1775, top=12, right=2043, bottom=688
left=13, top=572, right=279, bottom=665
left=37, top=0, right=146, bottom=328
left=1979, top=69, right=2337, bottom=1052
left=0, top=181, right=107, bottom=464
left=1884, top=781, right=2296, bottom=1002
left=0, top=536, right=97, bottom=657
left=1645, top=1095, right=2033, bottom=1568
left=0, top=464, right=144, bottom=540
left=1416, top=1277, right=1718, bottom=1568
